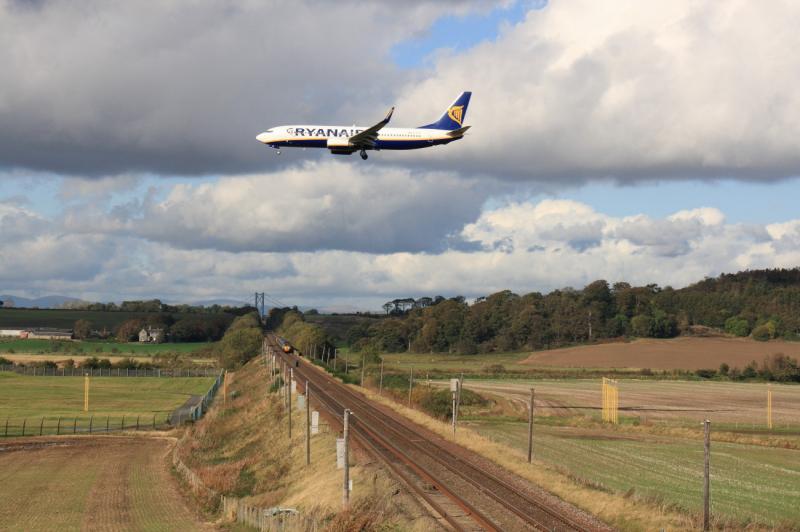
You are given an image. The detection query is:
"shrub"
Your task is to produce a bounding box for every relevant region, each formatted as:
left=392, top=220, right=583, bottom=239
left=724, top=316, right=750, bottom=337
left=694, top=368, right=716, bottom=379
left=217, top=327, right=262, bottom=369
left=751, top=322, right=776, bottom=341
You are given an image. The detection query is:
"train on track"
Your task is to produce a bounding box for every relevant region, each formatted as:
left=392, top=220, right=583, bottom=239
left=277, top=336, right=295, bottom=354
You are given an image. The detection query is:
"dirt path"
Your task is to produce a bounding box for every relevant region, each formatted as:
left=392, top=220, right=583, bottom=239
left=0, top=436, right=215, bottom=531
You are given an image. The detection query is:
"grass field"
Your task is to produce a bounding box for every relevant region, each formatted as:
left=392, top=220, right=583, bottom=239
left=523, top=336, right=800, bottom=370
left=469, top=419, right=800, bottom=526
left=0, top=337, right=211, bottom=356
left=0, top=437, right=213, bottom=530
left=0, top=373, right=213, bottom=420
left=449, top=378, right=800, bottom=526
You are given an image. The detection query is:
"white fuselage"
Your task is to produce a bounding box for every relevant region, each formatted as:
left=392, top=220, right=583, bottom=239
left=256, top=125, right=460, bottom=152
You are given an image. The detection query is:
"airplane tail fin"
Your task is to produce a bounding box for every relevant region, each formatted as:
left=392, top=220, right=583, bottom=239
left=419, top=91, right=471, bottom=130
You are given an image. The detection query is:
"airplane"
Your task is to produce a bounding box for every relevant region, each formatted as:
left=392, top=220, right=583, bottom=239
left=256, top=91, right=471, bottom=160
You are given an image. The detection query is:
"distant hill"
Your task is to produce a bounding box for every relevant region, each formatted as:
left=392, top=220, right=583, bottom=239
left=0, top=294, right=82, bottom=309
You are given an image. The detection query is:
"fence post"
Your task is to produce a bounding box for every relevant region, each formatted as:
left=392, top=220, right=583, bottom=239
left=89, top=416, right=93, bottom=434
left=4, top=418, right=7, bottom=437
left=40, top=417, right=44, bottom=436
left=379, top=359, right=384, bottom=396
left=106, top=416, right=110, bottom=433
left=73, top=418, right=77, bottom=434
left=703, top=419, right=711, bottom=531
left=136, top=415, right=140, bottom=431
left=153, top=414, right=156, bottom=429
left=22, top=419, right=26, bottom=437
left=527, top=388, right=536, bottom=463
left=57, top=417, right=61, bottom=435
left=121, top=415, right=125, bottom=431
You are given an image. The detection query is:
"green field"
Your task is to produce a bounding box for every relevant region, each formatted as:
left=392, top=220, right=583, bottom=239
left=0, top=337, right=211, bottom=356
left=0, top=373, right=213, bottom=420
left=470, top=419, right=800, bottom=526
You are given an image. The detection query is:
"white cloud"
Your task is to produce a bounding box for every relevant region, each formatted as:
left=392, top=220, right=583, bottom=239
left=63, top=160, right=496, bottom=253
left=4, top=192, right=800, bottom=309
left=396, top=0, right=800, bottom=182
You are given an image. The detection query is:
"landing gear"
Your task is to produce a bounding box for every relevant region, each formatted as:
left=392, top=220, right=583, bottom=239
left=359, top=149, right=368, bottom=160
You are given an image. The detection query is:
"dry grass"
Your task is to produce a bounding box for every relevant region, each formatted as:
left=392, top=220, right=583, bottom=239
left=178, top=358, right=440, bottom=531
left=523, top=336, right=800, bottom=370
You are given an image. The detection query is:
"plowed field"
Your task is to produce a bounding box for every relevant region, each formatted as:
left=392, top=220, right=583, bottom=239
left=0, top=436, right=214, bottom=531
left=523, top=337, right=800, bottom=370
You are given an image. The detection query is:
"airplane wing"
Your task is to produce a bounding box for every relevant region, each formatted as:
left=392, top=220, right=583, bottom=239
left=348, top=107, right=394, bottom=149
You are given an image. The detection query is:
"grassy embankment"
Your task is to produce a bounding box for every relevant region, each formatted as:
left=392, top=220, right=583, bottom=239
left=177, top=356, right=437, bottom=530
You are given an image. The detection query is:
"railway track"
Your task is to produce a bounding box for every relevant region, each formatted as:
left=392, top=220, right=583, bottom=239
left=267, top=334, right=609, bottom=532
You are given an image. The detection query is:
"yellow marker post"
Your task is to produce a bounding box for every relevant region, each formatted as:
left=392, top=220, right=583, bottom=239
left=767, top=384, right=773, bottom=429
left=84, top=374, right=89, bottom=412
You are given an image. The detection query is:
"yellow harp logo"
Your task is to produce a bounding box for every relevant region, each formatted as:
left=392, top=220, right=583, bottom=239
left=447, top=105, right=464, bottom=126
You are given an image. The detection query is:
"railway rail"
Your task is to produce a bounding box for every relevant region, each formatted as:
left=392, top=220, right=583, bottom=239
left=267, top=334, right=610, bottom=532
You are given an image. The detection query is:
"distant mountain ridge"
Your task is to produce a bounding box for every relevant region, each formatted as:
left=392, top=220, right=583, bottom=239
left=0, top=294, right=252, bottom=309
left=0, top=294, right=82, bottom=309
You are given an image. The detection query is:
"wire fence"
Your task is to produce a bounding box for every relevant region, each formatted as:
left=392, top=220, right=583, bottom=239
left=0, top=414, right=172, bottom=437
left=0, top=365, right=217, bottom=377
left=172, top=425, right=317, bottom=530
left=1, top=371, right=224, bottom=438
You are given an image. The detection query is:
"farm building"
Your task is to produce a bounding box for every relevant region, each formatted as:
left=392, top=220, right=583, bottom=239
left=26, top=328, right=73, bottom=340
left=138, top=327, right=164, bottom=343
left=0, top=329, right=26, bottom=337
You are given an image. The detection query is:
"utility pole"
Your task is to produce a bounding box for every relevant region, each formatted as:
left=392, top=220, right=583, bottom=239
left=378, top=359, right=384, bottom=396
left=343, top=409, right=350, bottom=509
left=408, top=365, right=414, bottom=407
left=527, top=388, right=535, bottom=463
left=306, top=383, right=311, bottom=465
left=455, top=372, right=464, bottom=423
left=288, top=368, right=293, bottom=438
left=703, top=419, right=711, bottom=531
left=450, top=378, right=459, bottom=437
left=452, top=389, right=457, bottom=436
left=360, top=356, right=365, bottom=387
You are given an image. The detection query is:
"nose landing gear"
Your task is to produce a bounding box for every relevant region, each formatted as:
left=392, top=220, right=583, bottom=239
left=359, top=149, right=368, bottom=160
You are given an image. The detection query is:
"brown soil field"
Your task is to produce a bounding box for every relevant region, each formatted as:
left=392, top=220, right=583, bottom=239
left=463, top=379, right=800, bottom=427
left=0, top=435, right=214, bottom=531
left=523, top=337, right=800, bottom=370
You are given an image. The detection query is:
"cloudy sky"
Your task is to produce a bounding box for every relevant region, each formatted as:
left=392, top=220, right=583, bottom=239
left=2, top=0, right=800, bottom=310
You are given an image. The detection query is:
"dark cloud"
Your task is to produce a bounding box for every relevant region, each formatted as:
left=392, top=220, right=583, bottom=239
left=0, top=1, right=474, bottom=177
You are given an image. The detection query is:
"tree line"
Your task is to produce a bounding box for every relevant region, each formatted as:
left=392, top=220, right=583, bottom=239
left=348, top=268, right=800, bottom=355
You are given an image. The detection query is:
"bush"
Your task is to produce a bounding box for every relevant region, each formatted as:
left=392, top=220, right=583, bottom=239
left=217, top=327, right=262, bottom=369
left=724, top=316, right=750, bottom=337
left=751, top=322, right=776, bottom=341
left=0, top=356, right=12, bottom=365
left=694, top=368, right=716, bottom=379
left=718, top=362, right=730, bottom=376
